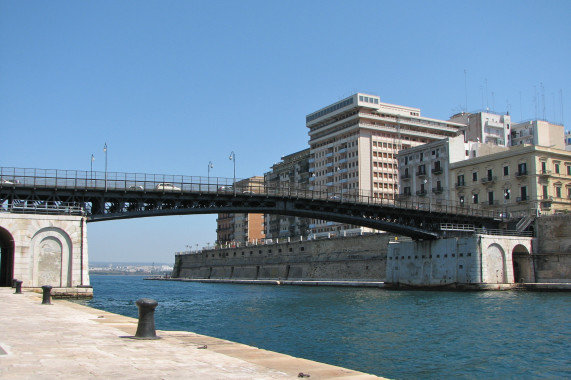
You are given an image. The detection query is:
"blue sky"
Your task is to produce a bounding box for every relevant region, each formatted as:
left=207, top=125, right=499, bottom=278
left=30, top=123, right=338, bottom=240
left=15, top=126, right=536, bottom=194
left=1, top=0, right=570, bottom=263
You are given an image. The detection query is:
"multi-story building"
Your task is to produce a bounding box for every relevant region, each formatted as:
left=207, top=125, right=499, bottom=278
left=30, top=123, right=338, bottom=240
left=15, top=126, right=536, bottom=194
left=566, top=131, right=571, bottom=151
left=306, top=93, right=465, bottom=237
left=216, top=176, right=265, bottom=246
left=449, top=145, right=571, bottom=217
left=396, top=136, right=509, bottom=203
left=396, top=135, right=468, bottom=203
left=264, top=149, right=311, bottom=239
left=511, top=120, right=565, bottom=149
left=449, top=111, right=511, bottom=146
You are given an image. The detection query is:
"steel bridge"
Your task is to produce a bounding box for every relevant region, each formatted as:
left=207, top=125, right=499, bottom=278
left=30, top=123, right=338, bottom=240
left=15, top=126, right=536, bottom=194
left=0, top=167, right=505, bottom=240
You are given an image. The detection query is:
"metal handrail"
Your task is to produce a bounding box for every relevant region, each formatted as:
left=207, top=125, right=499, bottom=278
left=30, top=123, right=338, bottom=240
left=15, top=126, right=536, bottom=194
left=1, top=166, right=505, bottom=219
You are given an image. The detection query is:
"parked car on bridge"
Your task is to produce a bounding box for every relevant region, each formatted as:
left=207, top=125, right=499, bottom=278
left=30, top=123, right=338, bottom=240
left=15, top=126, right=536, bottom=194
left=218, top=185, right=233, bottom=192
left=155, top=183, right=181, bottom=191
left=129, top=185, right=144, bottom=191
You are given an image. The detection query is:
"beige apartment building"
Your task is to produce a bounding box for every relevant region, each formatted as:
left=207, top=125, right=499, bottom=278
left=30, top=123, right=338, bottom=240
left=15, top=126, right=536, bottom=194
left=449, top=145, right=571, bottom=217
left=264, top=149, right=311, bottom=239
left=306, top=93, right=465, bottom=237
left=450, top=111, right=511, bottom=146
left=511, top=120, right=565, bottom=149
left=396, top=136, right=509, bottom=203
left=216, top=176, right=265, bottom=246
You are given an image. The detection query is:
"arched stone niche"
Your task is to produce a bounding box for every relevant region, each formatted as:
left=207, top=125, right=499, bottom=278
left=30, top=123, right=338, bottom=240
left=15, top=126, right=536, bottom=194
left=30, top=227, right=72, bottom=287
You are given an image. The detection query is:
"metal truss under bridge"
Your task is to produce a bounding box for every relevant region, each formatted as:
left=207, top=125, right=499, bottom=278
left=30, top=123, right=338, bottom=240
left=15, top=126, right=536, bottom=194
left=0, top=167, right=505, bottom=240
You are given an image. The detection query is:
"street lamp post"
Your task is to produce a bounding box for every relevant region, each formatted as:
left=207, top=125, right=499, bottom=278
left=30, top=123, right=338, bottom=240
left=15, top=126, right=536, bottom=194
left=208, top=161, right=214, bottom=190
left=103, top=143, right=108, bottom=191
left=90, top=154, right=95, bottom=185
left=229, top=151, right=236, bottom=195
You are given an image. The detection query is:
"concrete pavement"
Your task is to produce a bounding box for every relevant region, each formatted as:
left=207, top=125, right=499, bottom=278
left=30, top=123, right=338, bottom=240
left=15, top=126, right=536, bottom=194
left=0, top=288, right=385, bottom=379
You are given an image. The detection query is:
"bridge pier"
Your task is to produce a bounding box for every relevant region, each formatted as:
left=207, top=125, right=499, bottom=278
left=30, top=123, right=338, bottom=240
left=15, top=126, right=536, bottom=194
left=0, top=213, right=92, bottom=297
left=386, top=234, right=534, bottom=288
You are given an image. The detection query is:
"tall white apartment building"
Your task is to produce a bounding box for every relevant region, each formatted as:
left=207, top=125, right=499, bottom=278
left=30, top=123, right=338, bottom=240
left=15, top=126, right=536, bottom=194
left=306, top=93, right=464, bottom=237
left=449, top=111, right=511, bottom=146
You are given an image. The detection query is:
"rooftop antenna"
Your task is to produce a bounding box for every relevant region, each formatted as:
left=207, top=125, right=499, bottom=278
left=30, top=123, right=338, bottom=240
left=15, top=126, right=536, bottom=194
left=519, top=91, right=523, bottom=121
left=464, top=69, right=468, bottom=112
left=485, top=78, right=489, bottom=110
left=534, top=85, right=538, bottom=120
left=541, top=82, right=546, bottom=120
left=491, top=91, right=495, bottom=112
left=560, top=89, right=565, bottom=126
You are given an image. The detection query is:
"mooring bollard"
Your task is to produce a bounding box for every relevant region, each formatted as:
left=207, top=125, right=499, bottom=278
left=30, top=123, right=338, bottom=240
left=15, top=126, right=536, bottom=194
left=11, top=279, right=17, bottom=288
left=14, top=280, right=23, bottom=294
left=134, top=298, right=159, bottom=339
left=42, top=285, right=53, bottom=305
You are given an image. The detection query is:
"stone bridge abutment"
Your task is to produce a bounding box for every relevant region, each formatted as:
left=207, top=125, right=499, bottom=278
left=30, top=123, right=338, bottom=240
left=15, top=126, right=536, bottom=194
left=0, top=213, right=91, bottom=297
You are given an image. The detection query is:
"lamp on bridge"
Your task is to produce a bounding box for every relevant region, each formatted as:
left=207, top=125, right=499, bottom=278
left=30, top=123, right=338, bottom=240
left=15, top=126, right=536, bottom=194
left=90, top=154, right=95, bottom=183
left=208, top=161, right=214, bottom=187
left=103, top=143, right=108, bottom=191
left=229, top=151, right=236, bottom=195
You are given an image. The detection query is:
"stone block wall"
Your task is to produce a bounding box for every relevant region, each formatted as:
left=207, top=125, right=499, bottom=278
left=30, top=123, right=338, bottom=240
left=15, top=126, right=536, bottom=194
left=174, top=234, right=395, bottom=281
left=534, top=215, right=571, bottom=282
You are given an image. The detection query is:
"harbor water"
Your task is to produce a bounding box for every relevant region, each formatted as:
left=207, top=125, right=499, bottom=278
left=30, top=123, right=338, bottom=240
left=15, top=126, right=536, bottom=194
left=77, top=275, right=570, bottom=379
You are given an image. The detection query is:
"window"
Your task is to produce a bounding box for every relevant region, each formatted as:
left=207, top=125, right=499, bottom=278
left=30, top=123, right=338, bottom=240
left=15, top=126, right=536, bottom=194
left=459, top=195, right=465, bottom=205
left=520, top=186, right=528, bottom=201
left=472, top=172, right=478, bottom=182
left=543, top=185, right=548, bottom=199
left=556, top=187, right=562, bottom=198
left=518, top=163, right=527, bottom=175
left=473, top=193, right=479, bottom=204
left=488, top=191, right=494, bottom=205
left=457, top=174, right=465, bottom=186
left=542, top=161, right=547, bottom=173
left=503, top=166, right=509, bottom=176
left=487, top=169, right=493, bottom=180
left=555, top=163, right=560, bottom=174
left=568, top=165, right=571, bottom=175
left=420, top=152, right=424, bottom=162
left=504, top=189, right=510, bottom=200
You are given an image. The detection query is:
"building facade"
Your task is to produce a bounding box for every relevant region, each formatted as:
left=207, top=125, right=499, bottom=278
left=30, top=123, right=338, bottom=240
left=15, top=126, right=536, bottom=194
left=449, top=145, right=571, bottom=217
left=450, top=111, right=511, bottom=146
left=396, top=137, right=509, bottom=203
left=511, top=120, right=565, bottom=149
left=306, top=93, right=465, bottom=237
left=264, top=149, right=311, bottom=239
left=216, top=176, right=266, bottom=246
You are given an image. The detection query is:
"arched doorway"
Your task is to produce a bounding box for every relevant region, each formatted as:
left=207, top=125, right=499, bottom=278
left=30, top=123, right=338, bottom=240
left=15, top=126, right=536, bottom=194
left=512, top=244, right=532, bottom=283
left=486, top=243, right=506, bottom=283
left=0, top=227, right=15, bottom=287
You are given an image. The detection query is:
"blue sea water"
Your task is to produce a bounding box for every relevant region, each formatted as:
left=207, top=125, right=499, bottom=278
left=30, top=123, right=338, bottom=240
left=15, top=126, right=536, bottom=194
left=77, top=275, right=571, bottom=379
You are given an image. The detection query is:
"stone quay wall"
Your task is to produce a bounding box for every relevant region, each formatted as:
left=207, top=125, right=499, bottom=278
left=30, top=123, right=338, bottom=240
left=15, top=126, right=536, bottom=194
left=174, top=234, right=398, bottom=282
left=533, top=215, right=571, bottom=283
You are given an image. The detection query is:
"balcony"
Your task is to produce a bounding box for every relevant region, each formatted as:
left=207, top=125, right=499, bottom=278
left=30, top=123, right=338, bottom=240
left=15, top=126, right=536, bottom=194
left=539, top=170, right=552, bottom=176
left=455, top=182, right=466, bottom=188
left=432, top=186, right=444, bottom=194
left=486, top=200, right=499, bottom=206
left=416, top=170, right=427, bottom=177
left=416, top=189, right=427, bottom=196
left=516, top=170, right=528, bottom=177
left=516, top=196, right=529, bottom=203
left=400, top=173, right=410, bottom=180
left=481, top=176, right=497, bottom=184
left=431, top=167, right=443, bottom=175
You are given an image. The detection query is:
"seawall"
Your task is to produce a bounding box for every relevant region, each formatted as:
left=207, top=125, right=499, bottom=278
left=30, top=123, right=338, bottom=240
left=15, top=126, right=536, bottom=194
left=174, top=234, right=399, bottom=282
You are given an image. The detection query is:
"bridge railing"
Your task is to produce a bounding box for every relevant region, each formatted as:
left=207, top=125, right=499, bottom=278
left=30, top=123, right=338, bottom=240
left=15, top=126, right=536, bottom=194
left=0, top=200, right=84, bottom=216
left=1, top=166, right=510, bottom=219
